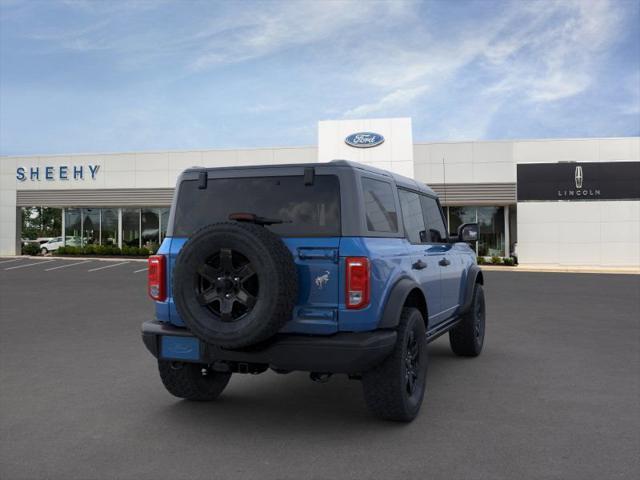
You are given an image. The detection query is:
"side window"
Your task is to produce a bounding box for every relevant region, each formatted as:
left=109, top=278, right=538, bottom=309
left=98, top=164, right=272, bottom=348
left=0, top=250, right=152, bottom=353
left=398, top=189, right=427, bottom=243
left=420, top=195, right=447, bottom=243
left=361, top=178, right=398, bottom=233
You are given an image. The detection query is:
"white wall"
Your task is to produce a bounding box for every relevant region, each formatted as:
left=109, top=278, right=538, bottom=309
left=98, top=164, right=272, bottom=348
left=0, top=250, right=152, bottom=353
left=515, top=137, right=640, bottom=268
left=413, top=141, right=515, bottom=184
left=0, top=157, right=18, bottom=256
left=517, top=201, right=640, bottom=267
left=318, top=118, right=413, bottom=177
left=9, top=146, right=318, bottom=192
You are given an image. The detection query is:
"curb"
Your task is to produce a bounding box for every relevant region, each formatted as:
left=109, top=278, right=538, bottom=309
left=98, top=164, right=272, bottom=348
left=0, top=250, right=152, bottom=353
left=0, top=255, right=148, bottom=263
left=480, top=265, right=640, bottom=275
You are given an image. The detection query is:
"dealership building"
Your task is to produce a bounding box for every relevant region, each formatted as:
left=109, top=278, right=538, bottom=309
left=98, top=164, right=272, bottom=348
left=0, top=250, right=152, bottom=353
left=1, top=118, right=639, bottom=268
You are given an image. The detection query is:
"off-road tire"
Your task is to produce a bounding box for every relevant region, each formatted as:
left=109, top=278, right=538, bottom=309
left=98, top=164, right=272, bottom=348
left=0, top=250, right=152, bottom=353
left=172, top=222, right=298, bottom=349
left=449, top=283, right=485, bottom=357
left=362, top=308, right=428, bottom=422
left=158, top=360, right=231, bottom=401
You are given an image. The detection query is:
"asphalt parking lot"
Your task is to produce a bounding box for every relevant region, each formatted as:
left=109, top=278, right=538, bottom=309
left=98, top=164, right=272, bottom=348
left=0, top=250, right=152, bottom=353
left=0, top=258, right=638, bottom=480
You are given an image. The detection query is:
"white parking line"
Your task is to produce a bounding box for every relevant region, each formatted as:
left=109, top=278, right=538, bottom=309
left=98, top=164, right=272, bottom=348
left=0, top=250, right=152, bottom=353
left=88, top=261, right=129, bottom=272
left=0, top=258, right=23, bottom=265
left=5, top=260, right=56, bottom=270
left=45, top=260, right=92, bottom=271
left=133, top=267, right=148, bottom=273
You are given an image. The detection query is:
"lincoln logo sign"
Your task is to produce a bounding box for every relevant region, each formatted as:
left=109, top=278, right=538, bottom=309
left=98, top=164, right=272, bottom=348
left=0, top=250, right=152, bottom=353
left=574, top=166, right=583, bottom=189
left=345, top=132, right=385, bottom=148
left=16, top=164, right=100, bottom=182
left=516, top=162, right=640, bottom=202
left=558, top=163, right=600, bottom=198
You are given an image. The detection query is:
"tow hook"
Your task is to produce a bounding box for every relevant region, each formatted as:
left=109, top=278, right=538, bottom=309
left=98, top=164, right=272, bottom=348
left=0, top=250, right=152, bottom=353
left=310, top=372, right=332, bottom=383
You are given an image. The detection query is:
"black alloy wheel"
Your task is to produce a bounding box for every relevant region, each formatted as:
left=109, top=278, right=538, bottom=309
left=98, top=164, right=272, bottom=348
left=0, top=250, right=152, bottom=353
left=196, top=248, right=259, bottom=322
left=473, top=287, right=485, bottom=344
left=405, top=329, right=420, bottom=396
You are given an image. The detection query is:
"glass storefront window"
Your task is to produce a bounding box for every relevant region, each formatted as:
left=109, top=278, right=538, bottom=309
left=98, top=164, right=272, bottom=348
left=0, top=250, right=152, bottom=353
left=447, top=206, right=506, bottom=257
left=448, top=206, right=477, bottom=236
left=141, top=208, right=160, bottom=250
left=60, top=206, right=170, bottom=249
left=64, top=208, right=82, bottom=246
left=122, top=208, right=140, bottom=247
left=101, top=208, right=118, bottom=246
left=21, top=207, right=62, bottom=240
left=159, top=207, right=170, bottom=242
left=477, top=206, right=504, bottom=257
left=82, top=208, right=100, bottom=245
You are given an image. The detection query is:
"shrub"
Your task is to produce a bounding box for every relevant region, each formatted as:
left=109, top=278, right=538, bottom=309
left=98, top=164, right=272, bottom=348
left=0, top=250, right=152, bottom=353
left=477, top=256, right=485, bottom=265
left=503, top=257, right=515, bottom=266
left=54, top=244, right=148, bottom=257
left=57, top=246, right=79, bottom=255
left=22, top=243, right=40, bottom=256
left=490, top=255, right=502, bottom=265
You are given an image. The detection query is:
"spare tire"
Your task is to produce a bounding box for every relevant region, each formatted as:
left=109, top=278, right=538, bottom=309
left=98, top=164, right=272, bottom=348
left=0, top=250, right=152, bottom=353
left=173, top=222, right=298, bottom=349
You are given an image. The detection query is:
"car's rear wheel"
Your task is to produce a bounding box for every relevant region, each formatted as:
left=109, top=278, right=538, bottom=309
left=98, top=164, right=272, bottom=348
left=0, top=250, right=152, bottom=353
left=362, top=307, right=428, bottom=422
left=449, top=283, right=485, bottom=356
left=158, top=360, right=231, bottom=401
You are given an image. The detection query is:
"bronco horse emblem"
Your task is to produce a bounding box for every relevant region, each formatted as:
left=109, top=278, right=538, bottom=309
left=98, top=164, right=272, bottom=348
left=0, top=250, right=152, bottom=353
left=314, top=270, right=330, bottom=289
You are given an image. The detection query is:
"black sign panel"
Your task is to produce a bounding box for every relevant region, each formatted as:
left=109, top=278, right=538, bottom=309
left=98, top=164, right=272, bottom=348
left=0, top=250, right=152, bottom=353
left=517, top=162, right=640, bottom=201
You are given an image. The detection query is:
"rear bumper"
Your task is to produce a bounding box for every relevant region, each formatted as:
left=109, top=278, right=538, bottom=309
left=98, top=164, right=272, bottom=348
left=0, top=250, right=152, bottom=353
left=141, top=320, right=396, bottom=374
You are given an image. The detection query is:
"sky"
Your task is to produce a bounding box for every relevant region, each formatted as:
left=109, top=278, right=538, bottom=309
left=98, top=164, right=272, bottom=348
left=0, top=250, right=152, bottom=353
left=0, top=0, right=639, bottom=155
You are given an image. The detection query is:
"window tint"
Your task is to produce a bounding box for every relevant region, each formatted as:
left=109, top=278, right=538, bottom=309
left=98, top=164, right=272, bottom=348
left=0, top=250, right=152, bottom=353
left=173, top=175, right=341, bottom=237
left=420, top=196, right=447, bottom=243
left=361, top=178, right=398, bottom=233
left=399, top=189, right=426, bottom=243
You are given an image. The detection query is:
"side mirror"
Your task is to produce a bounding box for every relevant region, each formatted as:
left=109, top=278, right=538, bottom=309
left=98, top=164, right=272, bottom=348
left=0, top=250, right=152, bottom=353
left=457, top=223, right=479, bottom=242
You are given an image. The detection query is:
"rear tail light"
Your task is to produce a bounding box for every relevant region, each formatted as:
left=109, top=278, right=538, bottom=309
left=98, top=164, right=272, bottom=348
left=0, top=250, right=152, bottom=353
left=148, top=255, right=166, bottom=301
left=346, top=257, right=370, bottom=309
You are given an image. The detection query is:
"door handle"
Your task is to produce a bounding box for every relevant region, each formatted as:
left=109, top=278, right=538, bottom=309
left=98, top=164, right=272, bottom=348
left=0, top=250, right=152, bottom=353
left=438, top=257, right=451, bottom=267
left=412, top=259, right=427, bottom=270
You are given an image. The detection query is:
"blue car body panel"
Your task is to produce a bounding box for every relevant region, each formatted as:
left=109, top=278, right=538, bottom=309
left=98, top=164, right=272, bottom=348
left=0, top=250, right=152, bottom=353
left=157, top=232, right=475, bottom=334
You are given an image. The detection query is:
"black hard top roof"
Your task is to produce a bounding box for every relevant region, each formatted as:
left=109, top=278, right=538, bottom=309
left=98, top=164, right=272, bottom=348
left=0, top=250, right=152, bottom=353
left=183, top=159, right=437, bottom=197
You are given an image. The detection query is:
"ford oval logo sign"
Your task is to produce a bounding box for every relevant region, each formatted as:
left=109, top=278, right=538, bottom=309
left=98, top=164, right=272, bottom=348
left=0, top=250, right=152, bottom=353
left=345, top=132, right=385, bottom=148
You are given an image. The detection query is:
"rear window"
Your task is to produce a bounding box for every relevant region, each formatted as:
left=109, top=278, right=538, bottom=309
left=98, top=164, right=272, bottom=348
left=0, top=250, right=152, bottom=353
left=173, top=175, right=341, bottom=237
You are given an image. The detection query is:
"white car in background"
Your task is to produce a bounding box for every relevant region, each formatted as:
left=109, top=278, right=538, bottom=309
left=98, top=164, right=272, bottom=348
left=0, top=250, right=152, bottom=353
left=40, top=236, right=80, bottom=254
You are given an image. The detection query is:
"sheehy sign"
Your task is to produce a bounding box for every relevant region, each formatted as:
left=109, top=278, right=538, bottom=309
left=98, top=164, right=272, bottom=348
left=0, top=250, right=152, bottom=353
left=16, top=164, right=100, bottom=182
left=517, top=162, right=640, bottom=201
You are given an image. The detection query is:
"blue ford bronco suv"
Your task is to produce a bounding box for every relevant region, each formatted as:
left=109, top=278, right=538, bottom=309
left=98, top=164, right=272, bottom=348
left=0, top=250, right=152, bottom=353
left=142, top=160, right=485, bottom=422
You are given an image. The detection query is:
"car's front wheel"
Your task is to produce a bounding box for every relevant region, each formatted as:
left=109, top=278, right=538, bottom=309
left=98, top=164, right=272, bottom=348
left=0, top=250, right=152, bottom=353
left=158, top=360, right=231, bottom=401
left=40, top=247, right=48, bottom=255
left=362, top=307, right=428, bottom=422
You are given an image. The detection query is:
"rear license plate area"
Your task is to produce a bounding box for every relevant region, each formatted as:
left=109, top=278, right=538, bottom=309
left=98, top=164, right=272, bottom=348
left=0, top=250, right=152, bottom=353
left=160, top=336, right=200, bottom=361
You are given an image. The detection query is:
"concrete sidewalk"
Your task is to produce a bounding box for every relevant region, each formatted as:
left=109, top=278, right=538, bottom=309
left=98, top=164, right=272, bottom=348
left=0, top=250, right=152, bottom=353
left=481, top=264, right=640, bottom=275
left=0, top=255, right=148, bottom=263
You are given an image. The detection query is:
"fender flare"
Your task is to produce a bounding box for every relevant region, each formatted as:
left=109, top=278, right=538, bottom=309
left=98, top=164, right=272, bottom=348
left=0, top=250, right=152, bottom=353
left=378, top=277, right=426, bottom=329
left=459, top=265, right=483, bottom=314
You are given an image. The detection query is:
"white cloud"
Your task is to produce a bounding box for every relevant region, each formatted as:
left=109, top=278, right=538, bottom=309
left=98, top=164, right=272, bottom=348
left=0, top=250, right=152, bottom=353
left=344, top=85, right=429, bottom=118
left=342, top=0, right=625, bottom=129
left=189, top=1, right=413, bottom=71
